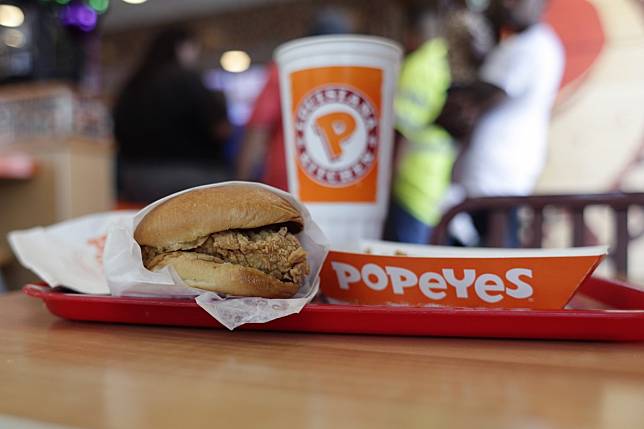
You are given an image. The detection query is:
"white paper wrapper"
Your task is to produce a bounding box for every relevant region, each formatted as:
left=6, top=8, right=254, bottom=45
left=103, top=181, right=329, bottom=330
left=8, top=211, right=136, bottom=294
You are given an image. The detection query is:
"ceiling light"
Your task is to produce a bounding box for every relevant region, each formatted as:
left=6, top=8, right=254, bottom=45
left=220, top=50, right=251, bottom=73
left=121, top=0, right=147, bottom=4
left=0, top=5, right=24, bottom=28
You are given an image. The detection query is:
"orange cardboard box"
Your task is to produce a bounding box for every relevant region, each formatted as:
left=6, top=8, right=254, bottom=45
left=320, top=241, right=607, bottom=310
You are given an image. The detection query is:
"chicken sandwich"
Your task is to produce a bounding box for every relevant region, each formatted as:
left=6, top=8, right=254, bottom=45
left=134, top=185, right=310, bottom=298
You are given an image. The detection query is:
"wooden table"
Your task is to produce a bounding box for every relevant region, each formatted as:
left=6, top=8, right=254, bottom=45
left=2, top=292, right=644, bottom=429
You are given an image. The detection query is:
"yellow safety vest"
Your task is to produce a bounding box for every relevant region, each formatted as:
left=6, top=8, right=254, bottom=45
left=393, top=38, right=454, bottom=226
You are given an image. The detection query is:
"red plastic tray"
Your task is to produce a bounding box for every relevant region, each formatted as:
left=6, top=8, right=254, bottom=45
left=23, top=277, right=644, bottom=341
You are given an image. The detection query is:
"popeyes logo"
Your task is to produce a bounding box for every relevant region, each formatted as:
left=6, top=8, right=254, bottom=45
left=87, top=234, right=107, bottom=267
left=319, top=251, right=602, bottom=309
left=294, top=86, right=378, bottom=187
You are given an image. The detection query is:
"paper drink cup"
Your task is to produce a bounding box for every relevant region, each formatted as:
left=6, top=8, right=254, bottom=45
left=275, top=35, right=402, bottom=248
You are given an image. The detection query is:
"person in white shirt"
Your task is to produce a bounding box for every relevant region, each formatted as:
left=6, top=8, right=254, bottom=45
left=449, top=0, right=564, bottom=246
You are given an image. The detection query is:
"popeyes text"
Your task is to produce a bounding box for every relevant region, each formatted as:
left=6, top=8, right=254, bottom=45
left=331, top=262, right=534, bottom=304
left=319, top=250, right=604, bottom=309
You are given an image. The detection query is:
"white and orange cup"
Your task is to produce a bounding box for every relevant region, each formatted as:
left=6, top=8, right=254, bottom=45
left=275, top=35, right=403, bottom=248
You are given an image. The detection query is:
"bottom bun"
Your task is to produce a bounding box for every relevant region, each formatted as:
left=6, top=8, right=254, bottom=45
left=147, top=251, right=300, bottom=298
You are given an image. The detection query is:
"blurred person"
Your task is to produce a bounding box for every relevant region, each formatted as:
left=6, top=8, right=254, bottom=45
left=383, top=2, right=493, bottom=244
left=450, top=0, right=564, bottom=246
left=236, top=7, right=359, bottom=190
left=444, top=0, right=495, bottom=84
left=113, top=27, right=231, bottom=203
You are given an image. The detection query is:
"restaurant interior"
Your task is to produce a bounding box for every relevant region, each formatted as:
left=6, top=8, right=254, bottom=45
left=2, top=0, right=644, bottom=427
left=1, top=0, right=644, bottom=286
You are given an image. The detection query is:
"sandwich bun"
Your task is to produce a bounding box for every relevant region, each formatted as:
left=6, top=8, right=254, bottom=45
left=146, top=252, right=299, bottom=298
left=135, top=185, right=304, bottom=250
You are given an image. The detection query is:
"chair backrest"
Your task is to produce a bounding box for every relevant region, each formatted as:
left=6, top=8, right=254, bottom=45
left=430, top=193, right=644, bottom=279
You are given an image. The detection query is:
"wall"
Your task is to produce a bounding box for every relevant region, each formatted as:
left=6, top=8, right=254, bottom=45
left=540, top=0, right=644, bottom=194
left=539, top=0, right=644, bottom=279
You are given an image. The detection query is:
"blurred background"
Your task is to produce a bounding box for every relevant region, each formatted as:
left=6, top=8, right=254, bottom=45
left=1, top=0, right=643, bottom=290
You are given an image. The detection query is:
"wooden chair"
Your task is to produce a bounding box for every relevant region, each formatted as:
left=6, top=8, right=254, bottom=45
left=430, top=193, right=644, bottom=279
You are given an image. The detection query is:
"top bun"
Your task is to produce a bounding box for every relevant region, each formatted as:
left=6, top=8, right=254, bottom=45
left=134, top=185, right=304, bottom=250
